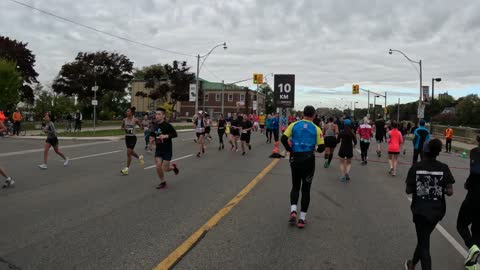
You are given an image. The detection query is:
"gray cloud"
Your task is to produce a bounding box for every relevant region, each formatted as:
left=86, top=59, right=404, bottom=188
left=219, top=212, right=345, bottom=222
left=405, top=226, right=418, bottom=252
left=1, top=0, right=479, bottom=109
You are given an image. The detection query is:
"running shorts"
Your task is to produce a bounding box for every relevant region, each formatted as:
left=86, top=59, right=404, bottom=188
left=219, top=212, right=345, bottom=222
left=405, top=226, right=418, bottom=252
left=338, top=150, right=353, bottom=159
left=155, top=150, right=172, bottom=161
left=125, top=136, right=137, bottom=149
left=240, top=133, right=251, bottom=143
left=46, top=137, right=59, bottom=147
left=324, top=136, right=337, bottom=148
left=376, top=134, right=384, bottom=143
left=388, top=151, right=400, bottom=155
left=205, top=126, right=211, bottom=134
left=196, top=132, right=205, bottom=139
left=260, top=124, right=265, bottom=129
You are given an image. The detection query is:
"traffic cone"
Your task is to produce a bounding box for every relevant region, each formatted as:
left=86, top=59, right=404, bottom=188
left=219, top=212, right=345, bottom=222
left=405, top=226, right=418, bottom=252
left=269, top=141, right=284, bottom=158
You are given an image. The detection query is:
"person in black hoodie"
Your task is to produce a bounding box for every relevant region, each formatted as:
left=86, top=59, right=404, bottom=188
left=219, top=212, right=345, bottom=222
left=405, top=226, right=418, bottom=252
left=404, top=139, right=455, bottom=270
left=457, top=132, right=480, bottom=269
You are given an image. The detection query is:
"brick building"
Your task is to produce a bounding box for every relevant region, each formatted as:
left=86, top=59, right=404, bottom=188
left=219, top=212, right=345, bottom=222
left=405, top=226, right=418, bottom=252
left=130, top=78, right=266, bottom=118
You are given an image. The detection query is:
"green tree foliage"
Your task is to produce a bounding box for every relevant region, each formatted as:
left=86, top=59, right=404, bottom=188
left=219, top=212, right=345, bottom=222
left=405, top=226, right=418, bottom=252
left=0, top=59, right=22, bottom=109
left=259, top=83, right=275, bottom=114
left=52, top=51, right=133, bottom=118
left=0, top=36, right=39, bottom=103
left=455, top=94, right=480, bottom=126
left=33, top=84, right=76, bottom=120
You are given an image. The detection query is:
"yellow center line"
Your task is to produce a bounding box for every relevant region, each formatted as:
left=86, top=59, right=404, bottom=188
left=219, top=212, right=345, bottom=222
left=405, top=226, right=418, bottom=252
left=153, top=155, right=283, bottom=270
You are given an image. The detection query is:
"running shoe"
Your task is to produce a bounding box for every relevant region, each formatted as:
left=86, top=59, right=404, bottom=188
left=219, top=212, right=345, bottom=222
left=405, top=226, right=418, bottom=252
left=121, top=167, right=129, bottom=175
left=222, top=144, right=225, bottom=149
left=144, top=146, right=148, bottom=150
left=324, top=161, right=328, bottom=168
left=64, top=158, right=70, bottom=167
left=340, top=176, right=346, bottom=182
left=38, top=164, right=48, bottom=170
left=139, top=155, right=145, bottom=166
left=297, top=219, right=306, bottom=229
left=193, top=139, right=197, bottom=143
left=242, top=152, right=246, bottom=156
left=404, top=259, right=414, bottom=270
left=392, top=172, right=396, bottom=177
left=202, top=146, right=205, bottom=154
left=196, top=152, right=201, bottom=158
left=345, top=174, right=351, bottom=181
left=388, top=167, right=394, bottom=175
left=218, top=146, right=221, bottom=150
left=466, top=245, right=480, bottom=268
left=289, top=211, right=297, bottom=224
left=172, top=163, right=179, bottom=175
left=2, top=177, right=14, bottom=188
left=465, top=265, right=477, bottom=270
left=403, top=150, right=406, bottom=155
left=248, top=144, right=252, bottom=150
left=156, top=181, right=167, bottom=189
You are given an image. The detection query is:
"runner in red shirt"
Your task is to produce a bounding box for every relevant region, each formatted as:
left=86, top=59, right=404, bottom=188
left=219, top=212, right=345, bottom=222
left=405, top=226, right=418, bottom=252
left=357, top=117, right=373, bottom=165
left=387, top=121, right=403, bottom=176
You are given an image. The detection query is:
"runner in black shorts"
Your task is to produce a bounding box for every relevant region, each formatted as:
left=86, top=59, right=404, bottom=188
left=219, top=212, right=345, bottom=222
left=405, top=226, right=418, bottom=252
left=240, top=115, right=253, bottom=155
left=217, top=114, right=226, bottom=150
left=38, top=113, right=69, bottom=170
left=322, top=117, right=339, bottom=168
left=230, top=114, right=241, bottom=152
left=337, top=119, right=357, bottom=181
left=120, top=107, right=144, bottom=175
left=193, top=111, right=207, bottom=157
left=374, top=115, right=386, bottom=157
left=152, top=108, right=179, bottom=189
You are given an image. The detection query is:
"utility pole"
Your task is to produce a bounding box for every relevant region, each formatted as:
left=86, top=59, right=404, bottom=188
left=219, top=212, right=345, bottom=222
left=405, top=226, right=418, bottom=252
left=384, top=91, right=387, bottom=120
left=195, top=54, right=200, bottom=114
left=397, top=98, right=400, bottom=122
left=221, top=80, right=225, bottom=115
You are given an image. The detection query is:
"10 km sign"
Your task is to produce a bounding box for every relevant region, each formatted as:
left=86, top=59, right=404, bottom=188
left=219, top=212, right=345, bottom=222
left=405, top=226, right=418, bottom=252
left=274, top=74, right=295, bottom=108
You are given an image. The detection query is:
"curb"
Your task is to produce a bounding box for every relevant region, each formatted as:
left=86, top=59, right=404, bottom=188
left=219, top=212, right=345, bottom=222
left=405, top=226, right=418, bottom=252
left=6, top=129, right=195, bottom=141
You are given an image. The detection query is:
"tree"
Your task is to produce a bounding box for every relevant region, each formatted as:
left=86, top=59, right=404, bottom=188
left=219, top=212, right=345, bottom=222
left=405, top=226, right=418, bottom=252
left=0, top=59, right=22, bottom=109
left=0, top=36, right=39, bottom=103
left=259, top=83, right=275, bottom=114
left=455, top=94, right=480, bottom=126
left=52, top=51, right=133, bottom=117
left=33, top=84, right=76, bottom=120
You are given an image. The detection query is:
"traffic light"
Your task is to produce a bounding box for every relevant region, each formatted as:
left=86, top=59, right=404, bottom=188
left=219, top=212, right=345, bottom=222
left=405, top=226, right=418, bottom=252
left=352, top=84, right=360, bottom=94
left=253, top=73, right=263, bottom=84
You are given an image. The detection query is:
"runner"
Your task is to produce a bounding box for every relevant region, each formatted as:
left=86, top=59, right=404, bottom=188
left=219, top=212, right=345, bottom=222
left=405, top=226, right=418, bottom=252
left=204, top=113, right=212, bottom=141
left=357, top=116, right=373, bottom=165
left=253, top=113, right=259, bottom=132
left=0, top=121, right=14, bottom=188
left=120, top=107, right=144, bottom=175
left=445, top=125, right=454, bottom=153
left=313, top=114, right=321, bottom=128
left=259, top=113, right=266, bottom=134
left=404, top=139, right=455, bottom=270
left=240, top=115, right=253, bottom=155
left=374, top=114, right=386, bottom=157
left=265, top=114, right=273, bottom=143
left=456, top=132, right=480, bottom=270
left=387, top=121, right=403, bottom=176
left=142, top=113, right=152, bottom=151
left=217, top=113, right=226, bottom=150
left=413, top=119, right=430, bottom=164
left=280, top=113, right=288, bottom=134
left=288, top=113, right=296, bottom=126
left=229, top=113, right=241, bottom=152
left=281, top=105, right=325, bottom=229
left=337, top=119, right=357, bottom=182
left=151, top=108, right=179, bottom=189
left=271, top=113, right=280, bottom=142
left=38, top=114, right=69, bottom=170
left=400, top=122, right=408, bottom=155
left=323, top=117, right=339, bottom=168
left=193, top=111, right=206, bottom=158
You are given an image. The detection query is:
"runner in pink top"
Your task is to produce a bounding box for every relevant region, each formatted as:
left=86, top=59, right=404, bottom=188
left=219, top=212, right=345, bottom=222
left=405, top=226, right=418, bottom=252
left=357, top=117, right=373, bottom=165
left=387, top=121, right=403, bottom=176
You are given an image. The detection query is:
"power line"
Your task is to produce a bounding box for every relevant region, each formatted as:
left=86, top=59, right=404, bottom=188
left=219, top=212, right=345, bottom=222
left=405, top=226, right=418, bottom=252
left=203, top=65, right=222, bottom=81
left=7, top=0, right=195, bottom=57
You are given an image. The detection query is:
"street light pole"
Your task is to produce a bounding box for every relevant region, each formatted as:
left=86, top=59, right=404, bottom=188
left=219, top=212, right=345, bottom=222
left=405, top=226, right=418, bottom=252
left=397, top=98, right=400, bottom=123
left=389, top=49, right=423, bottom=119
left=221, top=80, right=225, bottom=115
left=194, top=42, right=227, bottom=115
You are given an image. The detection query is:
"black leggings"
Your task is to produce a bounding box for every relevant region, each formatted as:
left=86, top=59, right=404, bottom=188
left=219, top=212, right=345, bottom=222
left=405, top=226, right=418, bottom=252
left=273, top=129, right=279, bottom=142
left=412, top=215, right=437, bottom=270
left=457, top=193, right=480, bottom=249
left=413, top=149, right=424, bottom=164
left=360, top=141, right=370, bottom=161
left=290, top=153, right=315, bottom=212
left=446, top=138, right=452, bottom=152
left=218, top=129, right=225, bottom=145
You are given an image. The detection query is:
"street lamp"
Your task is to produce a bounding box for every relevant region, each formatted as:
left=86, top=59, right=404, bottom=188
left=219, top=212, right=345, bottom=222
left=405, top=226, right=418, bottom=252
left=195, top=42, right=227, bottom=114
left=431, top=77, right=442, bottom=106
left=373, top=95, right=380, bottom=120
left=352, top=101, right=359, bottom=118
left=389, top=49, right=423, bottom=118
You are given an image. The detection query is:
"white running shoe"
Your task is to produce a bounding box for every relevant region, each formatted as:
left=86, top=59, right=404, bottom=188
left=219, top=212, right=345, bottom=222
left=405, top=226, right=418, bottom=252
left=121, top=167, right=129, bottom=175
left=64, top=158, right=70, bottom=167
left=38, top=164, right=48, bottom=169
left=2, top=177, right=14, bottom=188
left=139, top=155, right=145, bottom=166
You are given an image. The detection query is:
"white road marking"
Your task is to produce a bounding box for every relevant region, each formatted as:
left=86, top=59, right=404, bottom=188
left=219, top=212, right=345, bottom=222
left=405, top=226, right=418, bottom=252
left=144, top=154, right=194, bottom=170
left=69, top=150, right=122, bottom=161
left=0, top=141, right=113, bottom=157
left=406, top=196, right=470, bottom=259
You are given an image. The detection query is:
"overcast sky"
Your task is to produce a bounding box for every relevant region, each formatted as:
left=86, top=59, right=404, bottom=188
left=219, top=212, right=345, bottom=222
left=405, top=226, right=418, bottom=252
left=1, top=0, right=480, bottom=109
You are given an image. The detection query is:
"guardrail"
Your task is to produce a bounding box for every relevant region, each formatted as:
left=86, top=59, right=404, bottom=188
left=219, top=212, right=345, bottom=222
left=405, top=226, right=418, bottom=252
left=432, top=124, right=479, bottom=144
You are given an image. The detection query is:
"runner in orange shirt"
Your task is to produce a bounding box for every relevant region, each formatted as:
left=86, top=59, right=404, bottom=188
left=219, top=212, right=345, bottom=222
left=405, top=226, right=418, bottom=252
left=445, top=126, right=454, bottom=153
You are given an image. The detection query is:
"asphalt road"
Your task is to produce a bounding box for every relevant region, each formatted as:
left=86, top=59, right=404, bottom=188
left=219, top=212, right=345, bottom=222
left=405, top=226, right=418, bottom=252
left=0, top=131, right=474, bottom=270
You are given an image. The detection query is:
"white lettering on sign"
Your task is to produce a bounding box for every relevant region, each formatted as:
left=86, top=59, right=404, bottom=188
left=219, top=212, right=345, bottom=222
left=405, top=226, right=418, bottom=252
left=280, top=94, right=289, bottom=99
left=278, top=83, right=291, bottom=93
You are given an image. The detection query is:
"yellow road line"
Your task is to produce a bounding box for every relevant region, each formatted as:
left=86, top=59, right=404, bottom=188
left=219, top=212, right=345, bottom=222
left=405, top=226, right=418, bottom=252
left=153, top=156, right=283, bottom=270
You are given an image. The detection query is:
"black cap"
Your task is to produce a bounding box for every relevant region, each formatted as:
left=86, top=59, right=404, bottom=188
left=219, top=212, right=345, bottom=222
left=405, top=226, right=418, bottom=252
left=303, top=105, right=316, bottom=117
